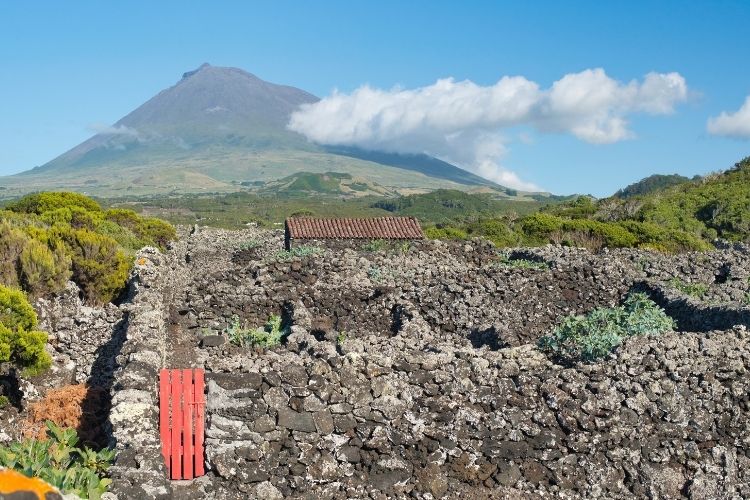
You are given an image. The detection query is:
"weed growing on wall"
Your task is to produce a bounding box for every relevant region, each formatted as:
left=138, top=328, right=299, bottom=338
left=495, top=254, right=550, bottom=270
left=225, top=314, right=289, bottom=348
left=272, top=245, right=322, bottom=262
left=668, top=278, right=709, bottom=299
left=538, top=293, right=676, bottom=363
left=336, top=331, right=347, bottom=346
left=236, top=239, right=262, bottom=251
left=362, top=239, right=387, bottom=252
left=0, top=420, right=115, bottom=499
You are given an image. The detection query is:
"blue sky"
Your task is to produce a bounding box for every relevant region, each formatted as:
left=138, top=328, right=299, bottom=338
left=1, top=1, right=749, bottom=195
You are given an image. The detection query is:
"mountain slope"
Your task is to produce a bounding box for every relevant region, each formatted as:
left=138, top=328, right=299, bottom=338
left=1, top=63, right=510, bottom=198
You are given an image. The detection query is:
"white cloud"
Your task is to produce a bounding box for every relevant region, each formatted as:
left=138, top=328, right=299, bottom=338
left=707, top=96, right=750, bottom=139
left=88, top=123, right=140, bottom=137
left=289, top=69, right=688, bottom=190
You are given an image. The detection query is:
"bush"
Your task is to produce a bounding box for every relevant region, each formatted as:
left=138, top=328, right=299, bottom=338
left=538, top=293, right=675, bottom=363
left=7, top=192, right=102, bottom=215
left=424, top=225, right=469, bottom=240
left=236, top=239, right=262, bottom=251
left=224, top=314, right=289, bottom=348
left=103, top=209, right=176, bottom=250
left=138, top=217, right=177, bottom=250
left=0, top=420, right=115, bottom=499
left=3, top=192, right=176, bottom=302
left=0, top=222, right=29, bottom=287
left=0, top=285, right=51, bottom=376
left=521, top=213, right=565, bottom=238
left=57, top=229, right=131, bottom=304
left=0, top=285, right=37, bottom=331
left=19, top=239, right=71, bottom=297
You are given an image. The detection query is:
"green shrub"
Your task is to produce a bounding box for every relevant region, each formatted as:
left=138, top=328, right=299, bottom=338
left=0, top=285, right=37, bottom=331
left=224, top=314, right=289, bottom=348
left=424, top=225, right=469, bottom=240
left=538, top=293, right=675, bottom=363
left=2, top=192, right=176, bottom=303
left=669, top=278, right=709, bottom=299
left=521, top=213, right=565, bottom=238
left=7, top=192, right=102, bottom=215
left=0, top=222, right=29, bottom=288
left=58, top=229, right=131, bottom=304
left=0, top=285, right=51, bottom=376
left=468, top=218, right=520, bottom=247
left=0, top=420, right=115, bottom=499
left=19, top=239, right=71, bottom=297
left=126, top=214, right=176, bottom=251
left=0, top=395, right=8, bottom=408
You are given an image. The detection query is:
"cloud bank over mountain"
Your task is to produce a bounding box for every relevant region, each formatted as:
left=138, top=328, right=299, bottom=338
left=708, top=96, right=750, bottom=139
left=289, top=69, right=688, bottom=190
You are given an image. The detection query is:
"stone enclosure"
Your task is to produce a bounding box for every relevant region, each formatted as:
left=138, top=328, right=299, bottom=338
left=2, top=226, right=750, bottom=499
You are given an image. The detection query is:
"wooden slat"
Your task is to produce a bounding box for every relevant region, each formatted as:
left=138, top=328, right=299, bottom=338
left=181, top=369, right=194, bottom=479
left=194, top=369, right=205, bottom=476
left=169, top=370, right=182, bottom=480
left=158, top=370, right=171, bottom=474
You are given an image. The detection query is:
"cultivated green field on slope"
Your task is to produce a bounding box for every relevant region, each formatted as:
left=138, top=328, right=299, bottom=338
left=108, top=188, right=552, bottom=229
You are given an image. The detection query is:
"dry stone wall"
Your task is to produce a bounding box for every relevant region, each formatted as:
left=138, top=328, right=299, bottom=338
left=161, top=228, right=750, bottom=499
left=5, top=225, right=749, bottom=499
left=107, top=248, right=172, bottom=499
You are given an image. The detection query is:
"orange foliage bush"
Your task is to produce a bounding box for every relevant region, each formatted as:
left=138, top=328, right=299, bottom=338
left=22, top=384, right=109, bottom=447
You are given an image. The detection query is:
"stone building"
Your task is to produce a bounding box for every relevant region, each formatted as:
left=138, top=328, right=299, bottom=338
left=284, top=216, right=425, bottom=249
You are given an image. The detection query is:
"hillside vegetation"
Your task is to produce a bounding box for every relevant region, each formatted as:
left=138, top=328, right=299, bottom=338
left=372, top=189, right=550, bottom=224
left=614, top=173, right=692, bottom=198
left=426, top=157, right=750, bottom=252
left=113, top=188, right=552, bottom=230
left=1, top=192, right=176, bottom=303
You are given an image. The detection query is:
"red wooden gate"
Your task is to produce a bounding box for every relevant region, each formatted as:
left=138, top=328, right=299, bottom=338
left=159, top=368, right=206, bottom=480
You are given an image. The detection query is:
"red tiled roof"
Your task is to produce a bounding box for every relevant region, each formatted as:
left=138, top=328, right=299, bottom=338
left=286, top=217, right=425, bottom=240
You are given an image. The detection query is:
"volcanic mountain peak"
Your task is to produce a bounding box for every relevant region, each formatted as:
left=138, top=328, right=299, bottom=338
left=1, top=64, right=508, bottom=197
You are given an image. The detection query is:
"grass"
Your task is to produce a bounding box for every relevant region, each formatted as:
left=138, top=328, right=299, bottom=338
left=0, top=395, right=9, bottom=408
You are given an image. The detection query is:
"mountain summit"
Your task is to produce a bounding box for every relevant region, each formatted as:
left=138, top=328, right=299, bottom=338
left=3, top=64, right=503, bottom=197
